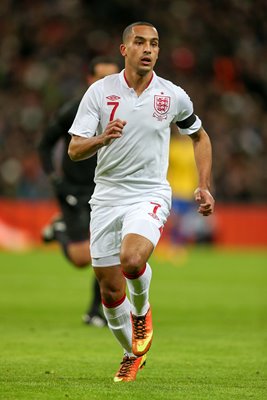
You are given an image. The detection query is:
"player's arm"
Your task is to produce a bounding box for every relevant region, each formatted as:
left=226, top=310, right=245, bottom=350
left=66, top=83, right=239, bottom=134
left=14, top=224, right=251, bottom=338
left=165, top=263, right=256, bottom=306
left=38, top=120, right=63, bottom=176
left=68, top=79, right=127, bottom=161
left=68, top=119, right=126, bottom=161
left=189, top=127, right=215, bottom=216
left=38, top=119, right=72, bottom=200
left=38, top=101, right=79, bottom=195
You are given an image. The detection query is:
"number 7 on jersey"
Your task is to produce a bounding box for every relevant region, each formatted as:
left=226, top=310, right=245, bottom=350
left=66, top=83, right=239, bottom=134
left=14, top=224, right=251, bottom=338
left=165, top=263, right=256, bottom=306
left=107, top=101, right=119, bottom=121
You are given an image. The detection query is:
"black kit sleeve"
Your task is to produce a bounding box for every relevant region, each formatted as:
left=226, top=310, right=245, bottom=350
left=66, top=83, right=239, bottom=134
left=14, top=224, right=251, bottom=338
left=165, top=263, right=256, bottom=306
left=38, top=100, right=79, bottom=176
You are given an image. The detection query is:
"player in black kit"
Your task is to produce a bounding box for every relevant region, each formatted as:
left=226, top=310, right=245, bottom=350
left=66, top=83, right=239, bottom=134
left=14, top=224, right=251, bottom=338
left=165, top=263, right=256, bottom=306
left=38, top=57, right=120, bottom=327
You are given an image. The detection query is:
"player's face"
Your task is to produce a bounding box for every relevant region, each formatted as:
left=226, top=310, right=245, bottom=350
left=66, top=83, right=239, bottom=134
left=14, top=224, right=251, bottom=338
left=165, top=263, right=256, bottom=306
left=87, top=63, right=119, bottom=84
left=120, top=25, right=159, bottom=76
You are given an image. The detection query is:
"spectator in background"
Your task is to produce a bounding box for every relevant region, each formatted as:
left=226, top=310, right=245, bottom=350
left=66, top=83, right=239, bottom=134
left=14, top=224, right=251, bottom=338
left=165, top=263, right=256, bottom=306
left=167, top=125, right=215, bottom=245
left=38, top=56, right=120, bottom=327
left=0, top=1, right=266, bottom=202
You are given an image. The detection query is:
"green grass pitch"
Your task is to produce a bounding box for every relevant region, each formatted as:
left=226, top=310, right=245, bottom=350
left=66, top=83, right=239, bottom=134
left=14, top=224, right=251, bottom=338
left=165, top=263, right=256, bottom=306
left=0, top=246, right=266, bottom=399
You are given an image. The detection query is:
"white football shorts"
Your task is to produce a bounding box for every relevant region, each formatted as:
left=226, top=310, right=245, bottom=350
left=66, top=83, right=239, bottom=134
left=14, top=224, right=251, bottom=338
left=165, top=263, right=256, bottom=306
left=90, top=199, right=170, bottom=267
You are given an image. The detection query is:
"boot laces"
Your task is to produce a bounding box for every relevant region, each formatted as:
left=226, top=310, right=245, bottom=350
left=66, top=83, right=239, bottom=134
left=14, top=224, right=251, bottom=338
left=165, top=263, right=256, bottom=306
left=117, top=357, right=136, bottom=378
left=132, top=314, right=146, bottom=339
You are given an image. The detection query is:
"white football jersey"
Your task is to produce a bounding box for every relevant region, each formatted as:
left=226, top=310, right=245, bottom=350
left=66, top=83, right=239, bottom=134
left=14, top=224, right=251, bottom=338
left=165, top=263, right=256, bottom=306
left=69, top=70, right=201, bottom=207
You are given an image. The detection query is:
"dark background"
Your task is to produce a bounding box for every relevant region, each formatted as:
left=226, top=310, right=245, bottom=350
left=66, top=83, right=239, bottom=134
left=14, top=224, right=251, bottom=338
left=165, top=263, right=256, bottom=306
left=1, top=0, right=267, bottom=202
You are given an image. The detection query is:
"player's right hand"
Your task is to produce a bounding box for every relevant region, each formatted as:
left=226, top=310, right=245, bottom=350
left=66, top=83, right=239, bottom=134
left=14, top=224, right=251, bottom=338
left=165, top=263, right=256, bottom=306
left=101, top=119, right=127, bottom=146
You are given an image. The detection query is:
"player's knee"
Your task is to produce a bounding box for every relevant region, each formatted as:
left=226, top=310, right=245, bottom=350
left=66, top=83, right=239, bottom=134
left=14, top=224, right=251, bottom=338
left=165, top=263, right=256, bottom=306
left=73, top=260, right=90, bottom=268
left=120, top=252, right=144, bottom=275
left=68, top=242, right=91, bottom=268
left=69, top=252, right=91, bottom=268
left=99, top=283, right=124, bottom=305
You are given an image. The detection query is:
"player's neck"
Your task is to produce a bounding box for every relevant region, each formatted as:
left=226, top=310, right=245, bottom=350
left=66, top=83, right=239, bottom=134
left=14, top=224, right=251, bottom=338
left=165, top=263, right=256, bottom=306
left=124, top=69, right=153, bottom=96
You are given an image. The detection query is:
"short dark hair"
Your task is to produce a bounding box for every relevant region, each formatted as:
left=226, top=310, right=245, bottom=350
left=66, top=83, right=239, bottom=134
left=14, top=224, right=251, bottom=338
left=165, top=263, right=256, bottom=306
left=122, top=21, right=156, bottom=43
left=88, top=56, right=120, bottom=76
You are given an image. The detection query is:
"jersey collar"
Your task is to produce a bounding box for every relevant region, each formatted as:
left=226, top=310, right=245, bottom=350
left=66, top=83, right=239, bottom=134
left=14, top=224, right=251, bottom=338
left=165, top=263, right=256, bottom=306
left=119, top=69, right=156, bottom=91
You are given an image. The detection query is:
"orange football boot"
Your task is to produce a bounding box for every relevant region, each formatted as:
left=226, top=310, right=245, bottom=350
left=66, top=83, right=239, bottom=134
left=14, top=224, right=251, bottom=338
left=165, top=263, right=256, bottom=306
left=131, top=307, right=153, bottom=356
left=113, top=354, right=147, bottom=382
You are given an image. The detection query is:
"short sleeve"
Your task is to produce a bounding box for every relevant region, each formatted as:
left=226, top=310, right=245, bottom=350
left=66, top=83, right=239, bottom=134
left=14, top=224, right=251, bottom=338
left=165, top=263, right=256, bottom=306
left=68, top=80, right=102, bottom=138
left=172, top=86, right=202, bottom=135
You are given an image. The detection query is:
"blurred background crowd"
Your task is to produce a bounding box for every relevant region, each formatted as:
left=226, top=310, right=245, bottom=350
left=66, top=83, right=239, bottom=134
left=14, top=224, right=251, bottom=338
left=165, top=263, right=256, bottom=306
left=0, top=0, right=267, bottom=203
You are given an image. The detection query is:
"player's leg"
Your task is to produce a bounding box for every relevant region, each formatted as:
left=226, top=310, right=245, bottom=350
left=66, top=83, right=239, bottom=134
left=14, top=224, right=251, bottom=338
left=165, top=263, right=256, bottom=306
left=41, top=198, right=88, bottom=266
left=82, top=276, right=106, bottom=327
left=121, top=233, right=153, bottom=316
left=42, top=214, right=66, bottom=243
left=64, top=198, right=106, bottom=326
left=120, top=233, right=154, bottom=356
left=121, top=200, right=170, bottom=356
left=46, top=196, right=104, bottom=326
left=90, top=205, right=148, bottom=381
left=93, top=261, right=147, bottom=382
left=90, top=205, right=133, bottom=351
left=60, top=196, right=91, bottom=267
left=93, top=264, right=133, bottom=352
left=42, top=187, right=91, bottom=267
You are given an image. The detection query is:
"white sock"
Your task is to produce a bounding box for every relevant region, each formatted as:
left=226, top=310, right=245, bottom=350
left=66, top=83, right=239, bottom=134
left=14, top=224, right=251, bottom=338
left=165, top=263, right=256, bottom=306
left=125, top=263, right=152, bottom=316
left=102, top=296, right=133, bottom=355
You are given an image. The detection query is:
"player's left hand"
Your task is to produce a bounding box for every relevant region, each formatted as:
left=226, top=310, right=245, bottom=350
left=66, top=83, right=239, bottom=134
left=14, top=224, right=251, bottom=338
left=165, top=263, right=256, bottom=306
left=194, top=188, right=215, bottom=216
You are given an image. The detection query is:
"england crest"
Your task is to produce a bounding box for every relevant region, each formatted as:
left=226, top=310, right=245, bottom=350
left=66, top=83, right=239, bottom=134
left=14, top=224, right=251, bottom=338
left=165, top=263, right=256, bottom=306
left=153, top=95, right=171, bottom=120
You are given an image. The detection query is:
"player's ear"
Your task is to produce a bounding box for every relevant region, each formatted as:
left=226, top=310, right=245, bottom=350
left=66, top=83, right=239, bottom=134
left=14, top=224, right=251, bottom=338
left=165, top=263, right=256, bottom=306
left=120, top=44, right=126, bottom=57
